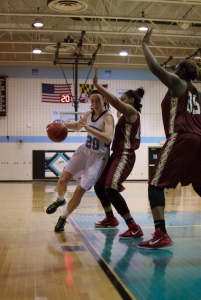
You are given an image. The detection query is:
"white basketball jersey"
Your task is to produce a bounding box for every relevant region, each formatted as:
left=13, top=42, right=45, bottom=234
left=85, top=110, right=110, bottom=154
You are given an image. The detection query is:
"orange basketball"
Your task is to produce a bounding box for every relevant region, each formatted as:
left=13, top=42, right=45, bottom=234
left=47, top=123, right=68, bottom=142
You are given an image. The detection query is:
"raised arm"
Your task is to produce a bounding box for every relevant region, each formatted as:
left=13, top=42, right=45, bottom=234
left=142, top=29, right=186, bottom=96
left=93, top=68, right=137, bottom=118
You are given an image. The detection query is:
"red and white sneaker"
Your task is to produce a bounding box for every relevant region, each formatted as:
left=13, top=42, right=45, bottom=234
left=138, top=228, right=174, bottom=249
left=94, top=216, right=119, bottom=227
left=119, top=223, right=144, bottom=239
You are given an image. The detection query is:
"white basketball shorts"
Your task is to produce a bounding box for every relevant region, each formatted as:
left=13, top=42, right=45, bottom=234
left=64, top=144, right=109, bottom=190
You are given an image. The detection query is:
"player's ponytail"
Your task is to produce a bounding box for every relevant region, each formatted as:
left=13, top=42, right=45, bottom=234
left=124, top=87, right=145, bottom=113
left=181, top=59, right=201, bottom=81
left=104, top=101, right=110, bottom=111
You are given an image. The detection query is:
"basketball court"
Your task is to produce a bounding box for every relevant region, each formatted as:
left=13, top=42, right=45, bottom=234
left=0, top=0, right=201, bottom=299
left=0, top=181, right=200, bottom=300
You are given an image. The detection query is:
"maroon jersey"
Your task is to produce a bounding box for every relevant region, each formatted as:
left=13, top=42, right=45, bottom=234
left=162, top=82, right=201, bottom=137
left=112, top=113, right=141, bottom=153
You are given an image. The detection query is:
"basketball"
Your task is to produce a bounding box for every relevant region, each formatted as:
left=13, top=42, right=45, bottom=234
left=47, top=122, right=68, bottom=142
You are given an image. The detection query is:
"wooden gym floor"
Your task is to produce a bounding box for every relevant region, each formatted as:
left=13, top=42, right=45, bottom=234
left=0, top=181, right=200, bottom=300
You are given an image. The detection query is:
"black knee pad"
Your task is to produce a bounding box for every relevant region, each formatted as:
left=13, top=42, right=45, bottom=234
left=192, top=185, right=201, bottom=197
left=148, top=184, right=165, bottom=209
left=105, top=188, right=130, bottom=216
left=94, top=181, right=111, bottom=207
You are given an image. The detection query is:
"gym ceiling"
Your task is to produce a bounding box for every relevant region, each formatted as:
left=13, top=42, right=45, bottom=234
left=0, top=0, right=200, bottom=69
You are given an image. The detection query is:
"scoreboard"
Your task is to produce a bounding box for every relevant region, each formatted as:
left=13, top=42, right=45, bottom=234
left=0, top=76, right=7, bottom=116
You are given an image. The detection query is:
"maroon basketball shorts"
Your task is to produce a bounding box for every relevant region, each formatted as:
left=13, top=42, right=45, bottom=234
left=98, top=150, right=135, bottom=192
left=149, top=132, right=201, bottom=189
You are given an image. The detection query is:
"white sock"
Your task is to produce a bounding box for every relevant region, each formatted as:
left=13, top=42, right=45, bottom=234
left=57, top=194, right=65, bottom=201
left=62, top=209, right=71, bottom=219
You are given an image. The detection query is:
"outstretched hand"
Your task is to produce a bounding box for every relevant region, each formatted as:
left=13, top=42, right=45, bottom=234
left=79, top=116, right=88, bottom=130
left=46, top=121, right=56, bottom=130
left=142, top=28, right=153, bottom=45
left=93, top=67, right=98, bottom=87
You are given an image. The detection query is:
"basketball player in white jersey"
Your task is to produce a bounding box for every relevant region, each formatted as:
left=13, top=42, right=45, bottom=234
left=46, top=90, right=114, bottom=231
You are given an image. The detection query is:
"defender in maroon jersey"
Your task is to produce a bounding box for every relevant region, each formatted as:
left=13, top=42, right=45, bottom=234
left=138, top=28, right=201, bottom=250
left=92, top=67, right=144, bottom=239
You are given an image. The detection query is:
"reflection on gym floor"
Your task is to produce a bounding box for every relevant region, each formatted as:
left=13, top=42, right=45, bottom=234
left=0, top=181, right=200, bottom=300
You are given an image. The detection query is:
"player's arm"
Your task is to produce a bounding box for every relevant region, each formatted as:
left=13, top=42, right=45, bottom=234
left=63, top=111, right=90, bottom=131
left=142, top=29, right=186, bottom=96
left=79, top=113, right=114, bottom=144
left=93, top=68, right=137, bottom=118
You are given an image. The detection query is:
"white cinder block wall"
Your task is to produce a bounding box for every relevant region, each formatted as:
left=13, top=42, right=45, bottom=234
left=1, top=77, right=200, bottom=181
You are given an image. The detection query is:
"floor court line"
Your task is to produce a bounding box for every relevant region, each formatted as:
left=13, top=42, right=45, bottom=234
left=69, top=216, right=137, bottom=300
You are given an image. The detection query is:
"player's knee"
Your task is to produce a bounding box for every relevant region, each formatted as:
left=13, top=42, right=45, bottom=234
left=94, top=181, right=111, bottom=207
left=94, top=181, right=102, bottom=197
left=59, top=171, right=72, bottom=185
left=105, top=188, right=130, bottom=216
left=192, top=184, right=201, bottom=197
left=148, top=184, right=165, bottom=209
left=58, top=176, right=67, bottom=186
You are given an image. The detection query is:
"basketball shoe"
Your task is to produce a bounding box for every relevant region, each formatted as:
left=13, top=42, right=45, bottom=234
left=119, top=222, right=144, bottom=239
left=138, top=228, right=174, bottom=249
left=55, top=216, right=67, bottom=232
left=94, top=216, right=119, bottom=227
left=46, top=198, right=66, bottom=214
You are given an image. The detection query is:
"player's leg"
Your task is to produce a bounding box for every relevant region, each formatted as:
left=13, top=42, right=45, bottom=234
left=57, top=170, right=73, bottom=198
left=149, top=184, right=165, bottom=228
left=102, top=151, right=143, bottom=238
left=55, top=185, right=86, bottom=232
left=138, top=132, right=200, bottom=249
left=138, top=184, right=173, bottom=249
left=46, top=170, right=73, bottom=214
left=94, top=181, right=119, bottom=227
left=94, top=156, right=119, bottom=227
left=138, top=134, right=179, bottom=249
left=55, top=150, right=109, bottom=232
left=105, top=187, right=143, bottom=238
left=46, top=145, right=86, bottom=219
left=67, top=185, right=86, bottom=213
left=192, top=185, right=201, bottom=196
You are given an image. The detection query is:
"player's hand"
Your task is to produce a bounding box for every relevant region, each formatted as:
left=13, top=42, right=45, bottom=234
left=93, top=67, right=98, bottom=87
left=46, top=121, right=56, bottom=130
left=79, top=116, right=89, bottom=130
left=142, top=28, right=153, bottom=45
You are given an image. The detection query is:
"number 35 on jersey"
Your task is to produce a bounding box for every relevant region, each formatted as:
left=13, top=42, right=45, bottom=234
left=187, top=91, right=201, bottom=115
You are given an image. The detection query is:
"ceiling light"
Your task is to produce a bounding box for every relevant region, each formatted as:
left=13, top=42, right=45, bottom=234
left=119, top=47, right=128, bottom=56
left=138, top=22, right=148, bottom=31
left=32, top=7, right=43, bottom=27
left=33, top=17, right=43, bottom=27
left=138, top=11, right=148, bottom=31
left=33, top=45, right=42, bottom=54
left=119, top=40, right=128, bottom=56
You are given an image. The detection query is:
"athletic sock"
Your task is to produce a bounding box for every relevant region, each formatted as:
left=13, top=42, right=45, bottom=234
left=57, top=195, right=65, bottom=201
left=62, top=209, right=71, bottom=219
left=106, top=210, right=115, bottom=218
left=125, top=217, right=135, bottom=226
left=154, top=219, right=167, bottom=233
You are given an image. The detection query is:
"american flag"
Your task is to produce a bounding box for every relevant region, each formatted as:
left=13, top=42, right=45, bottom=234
left=42, top=83, right=72, bottom=103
